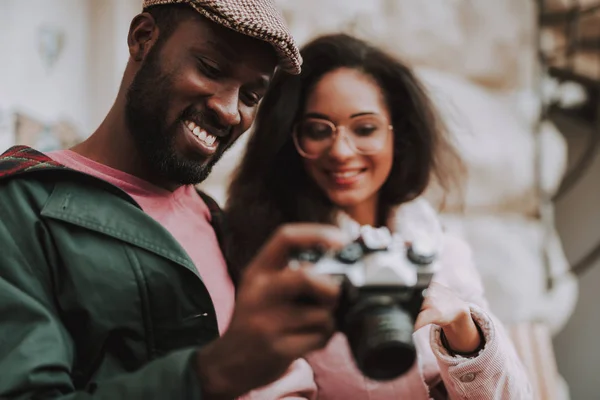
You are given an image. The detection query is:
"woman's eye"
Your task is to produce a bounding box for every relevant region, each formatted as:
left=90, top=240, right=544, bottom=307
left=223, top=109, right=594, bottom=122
left=355, top=126, right=377, bottom=136
left=304, top=125, right=331, bottom=139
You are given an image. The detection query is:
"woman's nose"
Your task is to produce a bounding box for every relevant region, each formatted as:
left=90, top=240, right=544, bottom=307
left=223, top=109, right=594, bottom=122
left=327, top=130, right=356, bottom=160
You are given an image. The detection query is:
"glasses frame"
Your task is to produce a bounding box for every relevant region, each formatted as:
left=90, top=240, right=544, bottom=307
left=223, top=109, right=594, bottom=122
left=292, top=117, right=394, bottom=159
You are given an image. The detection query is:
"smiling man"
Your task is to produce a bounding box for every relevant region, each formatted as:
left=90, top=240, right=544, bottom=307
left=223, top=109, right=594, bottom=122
left=80, top=1, right=283, bottom=189
left=0, top=1, right=348, bottom=399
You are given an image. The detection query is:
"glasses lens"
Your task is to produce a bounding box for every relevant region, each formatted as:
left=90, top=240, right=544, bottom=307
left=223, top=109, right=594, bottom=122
left=295, top=119, right=335, bottom=157
left=348, top=116, right=390, bottom=154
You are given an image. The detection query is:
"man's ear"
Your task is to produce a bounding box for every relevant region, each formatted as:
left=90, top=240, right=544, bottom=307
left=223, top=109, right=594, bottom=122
left=128, top=12, right=159, bottom=62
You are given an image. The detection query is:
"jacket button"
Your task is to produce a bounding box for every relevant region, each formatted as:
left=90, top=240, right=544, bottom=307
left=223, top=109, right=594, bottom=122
left=459, top=373, right=476, bottom=383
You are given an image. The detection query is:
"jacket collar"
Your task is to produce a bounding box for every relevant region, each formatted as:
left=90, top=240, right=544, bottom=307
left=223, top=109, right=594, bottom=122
left=0, top=146, right=225, bottom=223
left=0, top=146, right=230, bottom=281
left=40, top=180, right=200, bottom=276
left=0, top=145, right=67, bottom=178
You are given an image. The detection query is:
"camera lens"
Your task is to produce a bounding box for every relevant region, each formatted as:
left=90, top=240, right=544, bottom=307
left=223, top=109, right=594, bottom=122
left=344, top=300, right=416, bottom=381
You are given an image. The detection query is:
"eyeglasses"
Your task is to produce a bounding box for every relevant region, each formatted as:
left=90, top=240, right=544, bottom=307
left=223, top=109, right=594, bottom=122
left=292, top=115, right=393, bottom=159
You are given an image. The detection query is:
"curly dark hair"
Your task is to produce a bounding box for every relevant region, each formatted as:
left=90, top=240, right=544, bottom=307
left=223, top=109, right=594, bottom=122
left=226, top=33, right=464, bottom=273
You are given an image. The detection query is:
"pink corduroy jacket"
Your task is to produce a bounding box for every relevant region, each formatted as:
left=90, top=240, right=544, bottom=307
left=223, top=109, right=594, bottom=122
left=242, top=199, right=533, bottom=400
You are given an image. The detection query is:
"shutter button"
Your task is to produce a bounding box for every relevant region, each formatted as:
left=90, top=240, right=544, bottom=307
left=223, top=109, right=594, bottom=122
left=336, top=242, right=364, bottom=264
left=459, top=373, right=476, bottom=383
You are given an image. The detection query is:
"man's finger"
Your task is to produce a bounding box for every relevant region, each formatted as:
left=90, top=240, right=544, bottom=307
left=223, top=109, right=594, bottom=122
left=282, top=307, right=336, bottom=334
left=268, top=268, right=341, bottom=307
left=274, top=331, right=335, bottom=360
left=249, top=224, right=350, bottom=273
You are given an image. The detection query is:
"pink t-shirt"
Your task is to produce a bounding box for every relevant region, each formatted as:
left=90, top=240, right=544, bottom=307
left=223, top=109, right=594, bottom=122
left=49, top=150, right=235, bottom=332
left=49, top=150, right=316, bottom=399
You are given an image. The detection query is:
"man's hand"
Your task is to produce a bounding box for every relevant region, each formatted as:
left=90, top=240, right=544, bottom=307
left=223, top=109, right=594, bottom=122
left=195, top=224, right=350, bottom=399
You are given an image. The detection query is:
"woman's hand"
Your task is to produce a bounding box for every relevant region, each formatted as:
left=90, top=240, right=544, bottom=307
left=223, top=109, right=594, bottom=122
left=414, top=282, right=482, bottom=354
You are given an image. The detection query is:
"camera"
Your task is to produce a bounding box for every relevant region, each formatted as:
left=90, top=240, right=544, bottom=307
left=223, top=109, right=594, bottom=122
left=290, top=225, right=440, bottom=381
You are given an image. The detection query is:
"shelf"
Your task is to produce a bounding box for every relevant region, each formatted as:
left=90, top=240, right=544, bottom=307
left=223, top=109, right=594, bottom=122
left=548, top=66, right=600, bottom=88
left=539, top=2, right=600, bottom=25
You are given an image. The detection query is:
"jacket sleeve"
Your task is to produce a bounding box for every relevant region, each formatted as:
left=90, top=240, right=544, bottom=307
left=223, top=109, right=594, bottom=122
left=429, top=234, right=534, bottom=399
left=0, top=213, right=203, bottom=399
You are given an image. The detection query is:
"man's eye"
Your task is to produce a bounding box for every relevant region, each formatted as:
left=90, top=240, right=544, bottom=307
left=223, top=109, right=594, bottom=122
left=197, top=59, right=222, bottom=79
left=242, top=91, right=261, bottom=106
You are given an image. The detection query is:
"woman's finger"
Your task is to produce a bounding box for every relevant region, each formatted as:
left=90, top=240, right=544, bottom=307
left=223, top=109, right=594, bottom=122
left=414, top=308, right=440, bottom=331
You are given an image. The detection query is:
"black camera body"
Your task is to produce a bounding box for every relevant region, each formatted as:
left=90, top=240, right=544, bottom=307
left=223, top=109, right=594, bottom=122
left=291, top=226, right=440, bottom=381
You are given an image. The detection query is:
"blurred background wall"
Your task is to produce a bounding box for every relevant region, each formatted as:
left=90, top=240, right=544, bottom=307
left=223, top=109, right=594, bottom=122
left=554, top=115, right=600, bottom=400
left=0, top=0, right=138, bottom=148
left=0, top=1, right=598, bottom=398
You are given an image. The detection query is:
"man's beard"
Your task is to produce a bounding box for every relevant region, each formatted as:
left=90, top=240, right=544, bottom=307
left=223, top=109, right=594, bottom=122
left=125, top=43, right=229, bottom=186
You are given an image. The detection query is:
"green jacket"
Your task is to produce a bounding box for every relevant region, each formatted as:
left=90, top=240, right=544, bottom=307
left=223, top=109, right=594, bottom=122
left=0, top=146, right=232, bottom=399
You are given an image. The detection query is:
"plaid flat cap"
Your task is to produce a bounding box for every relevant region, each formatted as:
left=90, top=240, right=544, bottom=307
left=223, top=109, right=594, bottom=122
left=142, top=0, right=301, bottom=74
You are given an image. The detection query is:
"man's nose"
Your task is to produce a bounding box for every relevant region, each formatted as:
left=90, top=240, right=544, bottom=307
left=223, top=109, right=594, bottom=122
left=206, top=87, right=242, bottom=128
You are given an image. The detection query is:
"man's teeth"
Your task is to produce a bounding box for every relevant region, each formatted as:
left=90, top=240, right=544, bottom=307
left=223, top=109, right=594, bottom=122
left=186, top=120, right=217, bottom=147
left=332, top=171, right=361, bottom=179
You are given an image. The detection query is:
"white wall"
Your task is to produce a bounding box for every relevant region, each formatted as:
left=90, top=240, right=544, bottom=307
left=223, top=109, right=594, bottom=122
left=0, top=0, right=140, bottom=150
left=87, top=0, right=140, bottom=131
left=0, top=0, right=91, bottom=137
